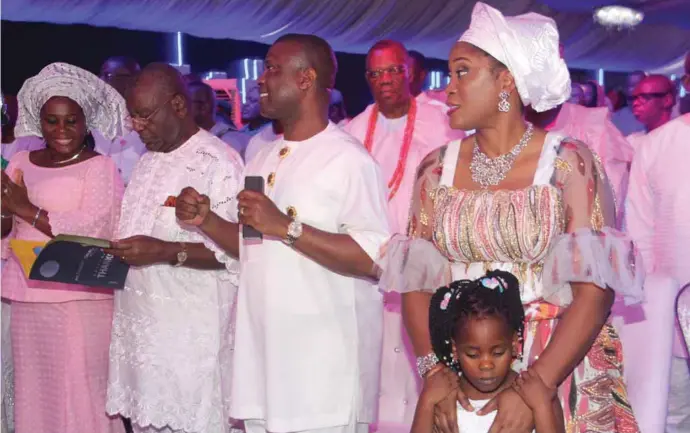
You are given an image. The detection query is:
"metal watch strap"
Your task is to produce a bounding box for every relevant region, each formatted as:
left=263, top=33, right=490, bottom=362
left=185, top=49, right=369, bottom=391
left=416, top=352, right=440, bottom=378
left=284, top=219, right=302, bottom=246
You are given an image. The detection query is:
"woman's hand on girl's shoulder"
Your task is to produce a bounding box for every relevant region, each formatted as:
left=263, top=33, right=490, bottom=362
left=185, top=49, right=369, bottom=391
left=511, top=369, right=557, bottom=411
left=423, top=365, right=473, bottom=433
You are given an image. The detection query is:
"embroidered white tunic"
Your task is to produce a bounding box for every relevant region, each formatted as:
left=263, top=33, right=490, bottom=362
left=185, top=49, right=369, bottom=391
left=106, top=129, right=243, bottom=433
left=230, top=123, right=390, bottom=432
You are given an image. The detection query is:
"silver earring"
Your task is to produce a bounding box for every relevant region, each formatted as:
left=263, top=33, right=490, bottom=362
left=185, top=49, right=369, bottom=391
left=498, top=91, right=511, bottom=112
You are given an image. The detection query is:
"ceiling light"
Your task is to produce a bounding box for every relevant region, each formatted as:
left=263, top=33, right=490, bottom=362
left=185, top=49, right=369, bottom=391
left=594, top=6, right=644, bottom=30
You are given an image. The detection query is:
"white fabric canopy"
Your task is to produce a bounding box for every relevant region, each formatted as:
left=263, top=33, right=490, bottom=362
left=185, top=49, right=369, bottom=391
left=3, top=0, right=690, bottom=72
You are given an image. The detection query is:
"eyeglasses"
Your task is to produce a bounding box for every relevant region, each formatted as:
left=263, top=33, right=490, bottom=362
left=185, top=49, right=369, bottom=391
left=131, top=95, right=176, bottom=129
left=365, top=65, right=407, bottom=81
left=630, top=91, right=670, bottom=103
left=102, top=72, right=133, bottom=81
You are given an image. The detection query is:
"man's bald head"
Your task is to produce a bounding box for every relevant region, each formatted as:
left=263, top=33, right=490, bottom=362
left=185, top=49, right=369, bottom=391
left=367, top=40, right=409, bottom=65
left=133, top=63, right=189, bottom=99
left=639, top=74, right=674, bottom=94
left=128, top=63, right=196, bottom=152
left=273, top=34, right=338, bottom=90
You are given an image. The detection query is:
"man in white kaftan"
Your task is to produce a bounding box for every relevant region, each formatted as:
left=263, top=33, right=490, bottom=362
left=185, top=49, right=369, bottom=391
left=234, top=35, right=390, bottom=433
left=626, top=113, right=690, bottom=433
left=344, top=41, right=463, bottom=433
left=105, top=64, right=243, bottom=433
left=175, top=35, right=390, bottom=433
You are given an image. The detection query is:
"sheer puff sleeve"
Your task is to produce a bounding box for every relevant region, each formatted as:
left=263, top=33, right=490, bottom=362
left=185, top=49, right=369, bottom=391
left=376, top=146, right=451, bottom=293
left=542, top=140, right=644, bottom=306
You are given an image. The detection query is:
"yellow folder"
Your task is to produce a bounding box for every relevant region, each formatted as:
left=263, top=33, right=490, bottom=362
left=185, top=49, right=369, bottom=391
left=9, top=240, right=47, bottom=277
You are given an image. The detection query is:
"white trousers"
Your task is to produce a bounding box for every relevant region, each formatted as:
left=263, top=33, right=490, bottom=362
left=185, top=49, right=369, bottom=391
left=244, top=420, right=368, bottom=433
left=667, top=357, right=690, bottom=433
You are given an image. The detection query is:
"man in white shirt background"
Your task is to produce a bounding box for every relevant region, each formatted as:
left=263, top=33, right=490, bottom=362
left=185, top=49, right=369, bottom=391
left=626, top=112, right=690, bottom=433
left=188, top=80, right=251, bottom=159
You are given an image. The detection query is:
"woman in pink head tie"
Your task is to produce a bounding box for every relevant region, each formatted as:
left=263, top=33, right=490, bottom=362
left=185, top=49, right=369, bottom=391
left=377, top=3, right=643, bottom=433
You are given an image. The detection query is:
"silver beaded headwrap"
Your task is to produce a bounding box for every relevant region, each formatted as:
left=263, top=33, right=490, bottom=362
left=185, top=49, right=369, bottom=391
left=15, top=62, right=131, bottom=141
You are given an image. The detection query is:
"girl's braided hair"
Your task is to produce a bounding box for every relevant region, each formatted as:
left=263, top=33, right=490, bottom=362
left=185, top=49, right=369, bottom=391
left=428, top=270, right=525, bottom=373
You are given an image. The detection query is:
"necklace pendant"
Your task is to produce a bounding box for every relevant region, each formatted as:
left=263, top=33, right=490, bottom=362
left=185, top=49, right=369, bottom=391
left=469, top=122, right=534, bottom=188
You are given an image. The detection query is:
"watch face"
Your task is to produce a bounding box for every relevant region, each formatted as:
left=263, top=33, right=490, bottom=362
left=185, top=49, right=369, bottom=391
left=178, top=251, right=188, bottom=262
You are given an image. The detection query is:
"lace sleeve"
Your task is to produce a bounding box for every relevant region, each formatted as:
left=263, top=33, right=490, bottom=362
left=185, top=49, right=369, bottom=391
left=200, top=149, right=243, bottom=280
left=48, top=156, right=124, bottom=239
left=542, top=140, right=644, bottom=306
left=377, top=147, right=451, bottom=293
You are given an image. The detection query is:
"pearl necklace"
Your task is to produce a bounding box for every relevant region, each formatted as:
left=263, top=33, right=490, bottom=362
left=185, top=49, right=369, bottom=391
left=363, top=98, right=417, bottom=201
left=470, top=122, right=534, bottom=189
left=52, top=145, right=86, bottom=166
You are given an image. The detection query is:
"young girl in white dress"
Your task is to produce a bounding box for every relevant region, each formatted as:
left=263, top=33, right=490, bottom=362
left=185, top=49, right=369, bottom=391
left=411, top=271, right=564, bottom=433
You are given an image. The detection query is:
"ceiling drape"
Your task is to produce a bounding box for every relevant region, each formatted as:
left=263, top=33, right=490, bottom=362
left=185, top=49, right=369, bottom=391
left=3, top=0, right=689, bottom=71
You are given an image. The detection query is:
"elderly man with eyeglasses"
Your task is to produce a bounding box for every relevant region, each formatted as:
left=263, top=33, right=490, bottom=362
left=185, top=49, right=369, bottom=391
left=104, top=63, right=244, bottom=433
left=344, top=40, right=463, bottom=433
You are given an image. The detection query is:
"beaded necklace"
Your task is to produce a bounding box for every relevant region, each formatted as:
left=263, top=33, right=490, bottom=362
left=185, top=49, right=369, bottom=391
left=363, top=98, right=417, bottom=201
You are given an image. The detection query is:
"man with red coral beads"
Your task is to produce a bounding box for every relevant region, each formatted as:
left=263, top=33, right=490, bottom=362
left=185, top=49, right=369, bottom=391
left=345, top=40, right=463, bottom=433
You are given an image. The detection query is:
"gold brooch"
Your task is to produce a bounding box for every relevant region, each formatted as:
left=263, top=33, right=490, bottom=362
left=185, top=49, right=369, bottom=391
left=286, top=206, right=297, bottom=219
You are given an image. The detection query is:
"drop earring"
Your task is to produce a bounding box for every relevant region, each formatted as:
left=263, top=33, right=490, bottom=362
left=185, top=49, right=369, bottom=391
left=498, top=90, right=511, bottom=112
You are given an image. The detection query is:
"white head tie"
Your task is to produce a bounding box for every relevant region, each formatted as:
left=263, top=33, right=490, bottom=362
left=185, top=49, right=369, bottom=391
left=458, top=2, right=571, bottom=112
left=15, top=62, right=131, bottom=141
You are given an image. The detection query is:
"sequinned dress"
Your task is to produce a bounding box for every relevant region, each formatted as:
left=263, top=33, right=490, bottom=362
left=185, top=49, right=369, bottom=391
left=381, top=133, right=644, bottom=433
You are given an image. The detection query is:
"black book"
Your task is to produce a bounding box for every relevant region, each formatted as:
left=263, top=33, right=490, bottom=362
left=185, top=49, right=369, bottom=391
left=29, top=235, right=129, bottom=290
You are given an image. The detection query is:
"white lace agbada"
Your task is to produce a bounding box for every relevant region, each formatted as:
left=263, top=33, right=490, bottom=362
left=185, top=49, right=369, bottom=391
left=106, top=129, right=243, bottom=433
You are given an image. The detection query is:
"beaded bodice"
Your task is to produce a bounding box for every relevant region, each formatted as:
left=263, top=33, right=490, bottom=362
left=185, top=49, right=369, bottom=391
left=431, top=184, right=565, bottom=265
